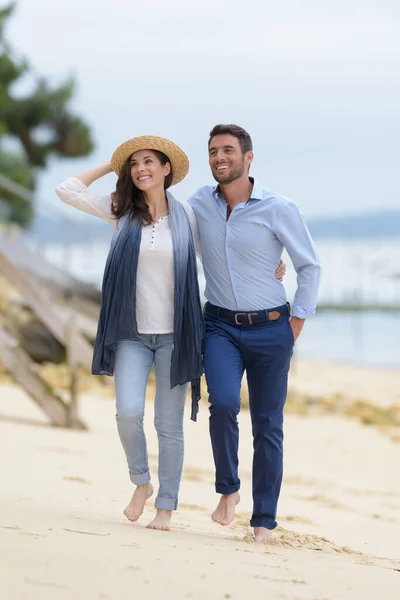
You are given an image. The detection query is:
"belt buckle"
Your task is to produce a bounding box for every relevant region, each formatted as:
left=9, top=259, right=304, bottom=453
left=234, top=312, right=258, bottom=325
left=234, top=312, right=247, bottom=325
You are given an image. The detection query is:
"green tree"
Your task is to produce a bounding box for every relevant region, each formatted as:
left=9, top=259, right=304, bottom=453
left=0, top=2, right=94, bottom=227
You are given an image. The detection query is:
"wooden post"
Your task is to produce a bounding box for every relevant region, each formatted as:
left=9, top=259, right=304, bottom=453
left=66, top=314, right=79, bottom=428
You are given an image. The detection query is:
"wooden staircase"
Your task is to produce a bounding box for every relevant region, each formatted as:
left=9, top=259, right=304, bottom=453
left=0, top=326, right=85, bottom=429
left=0, top=241, right=92, bottom=429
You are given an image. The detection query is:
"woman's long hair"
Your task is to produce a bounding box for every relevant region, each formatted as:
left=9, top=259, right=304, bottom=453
left=111, top=150, right=173, bottom=225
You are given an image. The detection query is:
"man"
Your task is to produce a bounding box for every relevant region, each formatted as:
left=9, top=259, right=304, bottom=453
left=188, top=124, right=321, bottom=542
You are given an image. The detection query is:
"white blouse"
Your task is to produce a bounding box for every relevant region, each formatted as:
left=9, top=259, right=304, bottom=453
left=55, top=177, right=202, bottom=334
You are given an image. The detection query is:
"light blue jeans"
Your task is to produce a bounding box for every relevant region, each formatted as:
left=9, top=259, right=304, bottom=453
left=114, top=334, right=188, bottom=511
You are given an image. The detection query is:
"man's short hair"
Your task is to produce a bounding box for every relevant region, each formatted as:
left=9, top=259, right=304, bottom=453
left=208, top=124, right=253, bottom=155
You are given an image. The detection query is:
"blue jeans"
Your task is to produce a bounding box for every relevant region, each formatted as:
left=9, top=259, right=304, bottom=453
left=114, top=334, right=188, bottom=511
left=203, top=305, right=294, bottom=530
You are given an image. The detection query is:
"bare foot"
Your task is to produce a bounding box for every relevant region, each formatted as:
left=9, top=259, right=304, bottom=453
left=211, top=492, right=240, bottom=526
left=146, top=509, right=172, bottom=531
left=123, top=483, right=153, bottom=522
left=253, top=526, right=273, bottom=542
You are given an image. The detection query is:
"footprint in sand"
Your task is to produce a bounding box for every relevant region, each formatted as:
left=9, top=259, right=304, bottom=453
left=371, top=513, right=397, bottom=523
left=301, top=494, right=353, bottom=511
left=235, top=513, right=314, bottom=528
left=182, top=467, right=204, bottom=482
left=281, top=515, right=314, bottom=525
left=63, top=476, right=91, bottom=485
left=235, top=517, right=252, bottom=528
left=179, top=503, right=209, bottom=513
left=284, top=475, right=317, bottom=486
left=348, top=488, right=400, bottom=498
left=242, top=527, right=362, bottom=555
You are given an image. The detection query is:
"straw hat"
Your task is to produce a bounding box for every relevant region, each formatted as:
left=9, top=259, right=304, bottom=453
left=111, top=135, right=189, bottom=185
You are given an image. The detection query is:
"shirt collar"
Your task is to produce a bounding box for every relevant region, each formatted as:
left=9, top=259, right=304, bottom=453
left=212, top=177, right=263, bottom=202
left=249, top=179, right=264, bottom=201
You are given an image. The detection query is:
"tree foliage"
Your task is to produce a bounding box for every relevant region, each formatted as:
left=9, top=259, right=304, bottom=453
left=0, top=2, right=94, bottom=227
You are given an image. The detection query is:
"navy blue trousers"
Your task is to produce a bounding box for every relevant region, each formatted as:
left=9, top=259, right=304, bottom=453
left=203, top=304, right=294, bottom=530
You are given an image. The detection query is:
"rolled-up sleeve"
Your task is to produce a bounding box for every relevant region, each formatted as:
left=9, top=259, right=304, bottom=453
left=56, top=177, right=114, bottom=225
left=275, top=201, right=322, bottom=318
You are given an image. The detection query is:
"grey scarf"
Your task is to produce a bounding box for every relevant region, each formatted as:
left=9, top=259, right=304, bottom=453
left=92, top=191, right=204, bottom=421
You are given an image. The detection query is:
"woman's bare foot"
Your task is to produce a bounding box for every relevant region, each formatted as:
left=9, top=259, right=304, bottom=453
left=146, top=509, right=172, bottom=531
left=211, top=492, right=240, bottom=526
left=253, top=526, right=273, bottom=542
left=123, top=483, right=153, bottom=522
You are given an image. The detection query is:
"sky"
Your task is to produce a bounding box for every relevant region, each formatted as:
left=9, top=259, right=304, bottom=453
left=3, top=0, right=400, bottom=220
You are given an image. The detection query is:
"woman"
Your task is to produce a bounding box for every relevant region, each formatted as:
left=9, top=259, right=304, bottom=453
left=56, top=135, right=286, bottom=531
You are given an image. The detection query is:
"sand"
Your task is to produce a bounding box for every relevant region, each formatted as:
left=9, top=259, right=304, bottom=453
left=289, top=359, right=400, bottom=408
left=0, top=361, right=399, bottom=600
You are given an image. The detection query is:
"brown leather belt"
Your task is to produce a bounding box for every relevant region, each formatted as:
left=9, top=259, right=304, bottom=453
left=204, top=302, right=290, bottom=327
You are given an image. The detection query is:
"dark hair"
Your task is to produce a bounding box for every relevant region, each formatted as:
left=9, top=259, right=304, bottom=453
left=111, top=150, right=173, bottom=225
left=208, top=124, right=253, bottom=154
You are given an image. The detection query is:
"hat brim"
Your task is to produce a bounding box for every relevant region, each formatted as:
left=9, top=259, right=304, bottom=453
left=111, top=135, right=189, bottom=186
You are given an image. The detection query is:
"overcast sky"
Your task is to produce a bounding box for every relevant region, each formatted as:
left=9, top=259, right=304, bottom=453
left=3, top=0, right=400, bottom=218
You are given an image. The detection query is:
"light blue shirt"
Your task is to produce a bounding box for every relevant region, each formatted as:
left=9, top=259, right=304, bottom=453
left=188, top=179, right=322, bottom=319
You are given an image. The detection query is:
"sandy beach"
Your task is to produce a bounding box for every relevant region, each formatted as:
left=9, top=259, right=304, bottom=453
left=0, top=361, right=399, bottom=600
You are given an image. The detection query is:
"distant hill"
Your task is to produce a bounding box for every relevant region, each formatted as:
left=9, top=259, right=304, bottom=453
left=23, top=208, right=400, bottom=244
left=307, top=209, right=400, bottom=240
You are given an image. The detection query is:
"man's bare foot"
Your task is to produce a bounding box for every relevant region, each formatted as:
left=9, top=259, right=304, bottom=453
left=253, top=526, right=273, bottom=542
left=146, top=509, right=172, bottom=531
left=211, top=492, right=240, bottom=526
left=123, top=483, right=153, bottom=522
